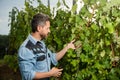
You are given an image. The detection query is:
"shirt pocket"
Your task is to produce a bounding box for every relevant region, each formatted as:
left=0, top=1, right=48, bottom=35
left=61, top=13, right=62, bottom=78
left=37, top=55, right=45, bottom=61
left=36, top=55, right=46, bottom=71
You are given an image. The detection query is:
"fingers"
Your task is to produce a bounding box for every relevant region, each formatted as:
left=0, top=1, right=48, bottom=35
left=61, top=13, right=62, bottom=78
left=55, top=69, right=62, bottom=77
left=51, top=67, right=63, bottom=77
left=53, top=67, right=63, bottom=71
left=70, top=39, right=76, bottom=43
left=58, top=68, right=63, bottom=72
left=56, top=72, right=62, bottom=77
left=55, top=71, right=62, bottom=76
left=67, top=40, right=76, bottom=50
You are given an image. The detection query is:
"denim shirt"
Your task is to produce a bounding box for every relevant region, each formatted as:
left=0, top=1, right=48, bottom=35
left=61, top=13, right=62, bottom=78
left=18, top=34, right=58, bottom=80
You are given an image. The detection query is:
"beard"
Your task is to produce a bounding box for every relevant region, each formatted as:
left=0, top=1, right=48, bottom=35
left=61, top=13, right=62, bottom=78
left=40, top=33, right=49, bottom=40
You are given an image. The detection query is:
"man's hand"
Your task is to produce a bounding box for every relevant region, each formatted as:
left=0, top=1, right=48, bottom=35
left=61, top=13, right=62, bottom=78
left=67, top=40, right=76, bottom=50
left=49, top=67, right=63, bottom=77
left=56, top=40, right=76, bottom=61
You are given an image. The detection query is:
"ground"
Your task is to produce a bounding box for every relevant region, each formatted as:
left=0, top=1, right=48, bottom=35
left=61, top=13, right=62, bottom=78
left=0, top=64, right=21, bottom=80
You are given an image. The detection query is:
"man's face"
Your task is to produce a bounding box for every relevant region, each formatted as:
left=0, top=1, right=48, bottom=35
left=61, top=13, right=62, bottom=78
left=39, top=21, right=50, bottom=39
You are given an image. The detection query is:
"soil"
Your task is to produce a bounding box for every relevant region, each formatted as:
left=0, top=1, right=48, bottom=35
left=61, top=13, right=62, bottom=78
left=0, top=64, right=21, bottom=80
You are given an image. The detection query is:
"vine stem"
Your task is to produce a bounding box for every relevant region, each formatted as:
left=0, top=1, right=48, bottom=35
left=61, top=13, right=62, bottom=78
left=111, top=43, right=114, bottom=57
left=110, top=43, right=116, bottom=67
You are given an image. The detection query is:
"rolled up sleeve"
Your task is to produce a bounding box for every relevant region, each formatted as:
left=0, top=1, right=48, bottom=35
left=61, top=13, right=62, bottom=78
left=18, top=47, right=36, bottom=80
left=47, top=49, right=58, bottom=66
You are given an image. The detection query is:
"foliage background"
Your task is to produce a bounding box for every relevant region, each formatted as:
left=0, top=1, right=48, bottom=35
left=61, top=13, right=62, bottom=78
left=3, top=0, right=120, bottom=80
left=0, top=35, right=9, bottom=58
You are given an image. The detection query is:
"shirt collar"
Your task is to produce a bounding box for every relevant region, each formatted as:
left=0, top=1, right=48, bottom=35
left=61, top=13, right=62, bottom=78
left=28, top=34, right=42, bottom=45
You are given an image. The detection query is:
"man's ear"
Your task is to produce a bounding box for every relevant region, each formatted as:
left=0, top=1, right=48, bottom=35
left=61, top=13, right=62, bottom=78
left=37, top=25, right=42, bottom=32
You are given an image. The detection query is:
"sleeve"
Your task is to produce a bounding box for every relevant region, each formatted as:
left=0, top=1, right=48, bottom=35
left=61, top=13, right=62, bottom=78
left=18, top=46, right=36, bottom=80
left=47, top=48, right=58, bottom=66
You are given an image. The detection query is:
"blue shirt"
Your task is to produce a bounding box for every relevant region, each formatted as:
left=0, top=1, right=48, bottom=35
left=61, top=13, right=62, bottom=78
left=18, top=34, right=58, bottom=80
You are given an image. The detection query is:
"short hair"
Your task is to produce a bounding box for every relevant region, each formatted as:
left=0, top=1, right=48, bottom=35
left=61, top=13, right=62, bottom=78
left=31, top=13, right=50, bottom=33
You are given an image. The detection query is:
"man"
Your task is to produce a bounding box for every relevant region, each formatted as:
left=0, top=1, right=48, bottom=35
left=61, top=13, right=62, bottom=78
left=18, top=13, right=75, bottom=80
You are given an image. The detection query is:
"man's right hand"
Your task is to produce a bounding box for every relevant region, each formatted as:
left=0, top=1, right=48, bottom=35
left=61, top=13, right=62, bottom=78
left=49, top=67, right=63, bottom=77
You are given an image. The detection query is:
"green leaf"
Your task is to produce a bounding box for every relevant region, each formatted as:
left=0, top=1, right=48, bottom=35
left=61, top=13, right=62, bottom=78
left=105, top=39, right=111, bottom=46
left=92, top=74, right=97, bottom=80
left=71, top=4, right=77, bottom=14
left=105, top=23, right=114, bottom=34
left=100, top=50, right=105, bottom=57
left=70, top=60, right=78, bottom=67
left=103, top=0, right=120, bottom=11
left=71, top=33, right=76, bottom=40
left=57, top=0, right=61, bottom=8
left=91, top=23, right=99, bottom=31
